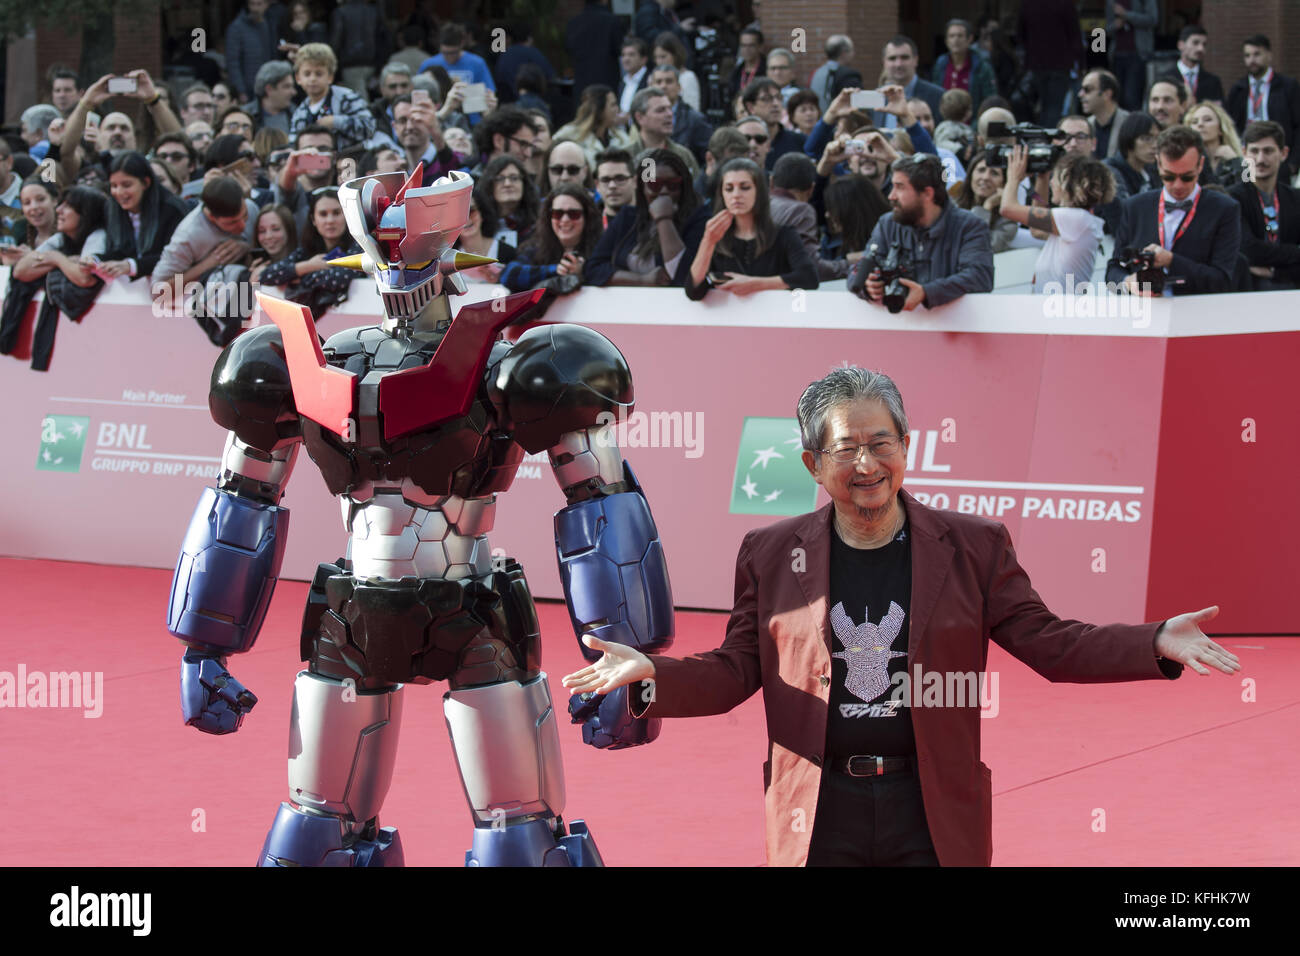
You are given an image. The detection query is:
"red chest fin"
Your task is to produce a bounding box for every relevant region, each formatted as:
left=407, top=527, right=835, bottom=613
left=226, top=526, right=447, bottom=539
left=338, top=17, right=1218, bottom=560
left=257, top=292, right=357, bottom=437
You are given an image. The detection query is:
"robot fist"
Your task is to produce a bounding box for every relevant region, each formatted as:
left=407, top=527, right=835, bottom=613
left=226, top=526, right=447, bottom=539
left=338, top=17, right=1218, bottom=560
left=567, top=684, right=660, bottom=749
left=181, top=650, right=258, bottom=735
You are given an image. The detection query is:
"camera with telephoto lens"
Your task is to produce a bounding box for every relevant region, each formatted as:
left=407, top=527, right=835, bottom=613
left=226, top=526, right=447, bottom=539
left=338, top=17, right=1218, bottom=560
left=1116, top=247, right=1166, bottom=295
left=862, top=241, right=916, bottom=313
left=983, top=122, right=1065, bottom=174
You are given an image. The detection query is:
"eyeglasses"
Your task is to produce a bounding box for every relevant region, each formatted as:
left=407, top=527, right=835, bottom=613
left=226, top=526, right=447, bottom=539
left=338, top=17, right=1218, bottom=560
left=509, top=136, right=540, bottom=156
left=743, top=133, right=769, bottom=144
left=156, top=151, right=189, bottom=162
left=550, top=208, right=584, bottom=221
left=549, top=164, right=585, bottom=177
left=1159, top=170, right=1198, bottom=183
left=820, top=436, right=904, bottom=463
left=597, top=173, right=632, bottom=185
left=495, top=173, right=523, bottom=184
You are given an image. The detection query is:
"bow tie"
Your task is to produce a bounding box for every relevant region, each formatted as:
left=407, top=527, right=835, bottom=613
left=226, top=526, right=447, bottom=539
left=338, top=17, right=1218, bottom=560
left=1166, top=198, right=1193, bottom=212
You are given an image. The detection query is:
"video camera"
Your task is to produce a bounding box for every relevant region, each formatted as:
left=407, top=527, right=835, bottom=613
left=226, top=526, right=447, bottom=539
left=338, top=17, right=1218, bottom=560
left=983, top=122, right=1065, bottom=174
left=861, top=241, right=916, bottom=314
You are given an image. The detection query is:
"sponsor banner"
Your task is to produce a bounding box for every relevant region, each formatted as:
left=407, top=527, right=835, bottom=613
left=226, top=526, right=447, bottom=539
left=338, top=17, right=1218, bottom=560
left=0, top=280, right=1295, bottom=631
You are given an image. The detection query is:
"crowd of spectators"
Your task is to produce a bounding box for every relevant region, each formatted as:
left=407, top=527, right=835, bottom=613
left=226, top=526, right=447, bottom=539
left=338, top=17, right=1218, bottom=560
left=2, top=1, right=1299, bottom=368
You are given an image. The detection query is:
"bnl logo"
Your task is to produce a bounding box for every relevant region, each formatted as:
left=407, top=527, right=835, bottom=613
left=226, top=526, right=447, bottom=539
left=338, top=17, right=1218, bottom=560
left=37, top=415, right=90, bottom=473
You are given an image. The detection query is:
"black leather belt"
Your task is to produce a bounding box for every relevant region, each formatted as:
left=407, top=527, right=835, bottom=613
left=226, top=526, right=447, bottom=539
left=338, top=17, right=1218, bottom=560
left=830, top=754, right=913, bottom=776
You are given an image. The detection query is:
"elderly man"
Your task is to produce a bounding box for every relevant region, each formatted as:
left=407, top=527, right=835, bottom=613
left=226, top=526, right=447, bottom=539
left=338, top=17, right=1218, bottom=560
left=246, top=60, right=296, bottom=135
left=369, top=62, right=414, bottom=146
left=563, top=366, right=1238, bottom=867
left=852, top=154, right=994, bottom=311
left=20, top=104, right=62, bottom=162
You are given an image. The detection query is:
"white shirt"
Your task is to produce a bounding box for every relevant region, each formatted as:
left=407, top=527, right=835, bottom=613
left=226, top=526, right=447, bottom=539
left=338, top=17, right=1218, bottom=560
left=620, top=66, right=648, bottom=113
left=1032, top=207, right=1104, bottom=294
left=1159, top=184, right=1200, bottom=296
left=1248, top=69, right=1274, bottom=122
left=1177, top=61, right=1200, bottom=98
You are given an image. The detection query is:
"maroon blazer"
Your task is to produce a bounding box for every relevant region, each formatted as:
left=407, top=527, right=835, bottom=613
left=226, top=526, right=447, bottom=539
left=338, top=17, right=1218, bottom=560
left=633, top=489, right=1182, bottom=866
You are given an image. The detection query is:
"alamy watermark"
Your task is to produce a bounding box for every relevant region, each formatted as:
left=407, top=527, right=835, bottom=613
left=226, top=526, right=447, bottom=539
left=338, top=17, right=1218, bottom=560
left=0, top=665, right=103, bottom=717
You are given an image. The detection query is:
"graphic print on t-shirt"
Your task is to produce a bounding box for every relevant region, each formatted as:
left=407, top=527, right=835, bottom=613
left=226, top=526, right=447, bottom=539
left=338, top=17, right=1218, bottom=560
left=829, top=601, right=907, bottom=704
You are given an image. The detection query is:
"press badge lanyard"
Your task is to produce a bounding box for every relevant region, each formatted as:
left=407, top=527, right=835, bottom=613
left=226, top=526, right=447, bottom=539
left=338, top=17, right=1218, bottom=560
left=1250, top=69, right=1273, bottom=119
left=1259, top=189, right=1279, bottom=242
left=1157, top=189, right=1202, bottom=249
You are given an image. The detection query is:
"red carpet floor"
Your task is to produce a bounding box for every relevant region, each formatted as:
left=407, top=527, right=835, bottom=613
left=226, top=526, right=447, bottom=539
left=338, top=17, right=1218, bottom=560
left=0, top=557, right=1295, bottom=866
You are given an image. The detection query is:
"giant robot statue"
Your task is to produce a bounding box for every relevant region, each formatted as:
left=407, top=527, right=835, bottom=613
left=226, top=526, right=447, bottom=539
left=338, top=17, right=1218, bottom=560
left=165, top=166, right=674, bottom=866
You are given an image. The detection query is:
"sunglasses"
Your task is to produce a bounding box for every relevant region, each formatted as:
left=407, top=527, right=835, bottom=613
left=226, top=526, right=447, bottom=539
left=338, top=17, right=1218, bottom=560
left=549, top=164, right=585, bottom=177
left=550, top=208, right=584, bottom=221
left=1159, top=171, right=1198, bottom=183
left=743, top=133, right=769, bottom=144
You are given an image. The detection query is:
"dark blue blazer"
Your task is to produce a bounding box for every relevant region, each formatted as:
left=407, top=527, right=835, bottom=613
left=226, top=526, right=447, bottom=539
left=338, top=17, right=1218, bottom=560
left=1105, top=188, right=1242, bottom=294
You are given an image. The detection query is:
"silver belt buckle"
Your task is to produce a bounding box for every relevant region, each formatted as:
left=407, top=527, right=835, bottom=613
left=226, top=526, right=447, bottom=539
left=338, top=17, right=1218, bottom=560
left=848, top=755, right=884, bottom=777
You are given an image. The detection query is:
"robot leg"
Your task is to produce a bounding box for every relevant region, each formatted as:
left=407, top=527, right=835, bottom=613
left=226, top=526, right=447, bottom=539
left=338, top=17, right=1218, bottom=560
left=258, top=671, right=405, bottom=867
left=445, top=673, right=604, bottom=866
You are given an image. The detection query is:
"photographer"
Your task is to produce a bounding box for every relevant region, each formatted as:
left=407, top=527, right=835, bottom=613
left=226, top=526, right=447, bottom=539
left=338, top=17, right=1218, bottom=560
left=998, top=145, right=1114, bottom=293
left=850, top=154, right=993, bottom=311
left=1106, top=125, right=1241, bottom=296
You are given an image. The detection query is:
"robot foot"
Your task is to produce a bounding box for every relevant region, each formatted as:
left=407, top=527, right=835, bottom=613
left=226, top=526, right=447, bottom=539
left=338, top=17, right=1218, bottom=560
left=258, top=802, right=404, bottom=867
left=465, top=816, right=604, bottom=867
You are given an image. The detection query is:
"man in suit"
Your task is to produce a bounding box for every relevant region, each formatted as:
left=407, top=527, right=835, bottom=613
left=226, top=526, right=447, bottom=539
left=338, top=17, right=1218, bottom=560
left=651, top=64, right=712, bottom=164
left=562, top=367, right=1239, bottom=867
left=1107, top=124, right=1242, bottom=295
left=1169, top=25, right=1224, bottom=106
left=871, top=36, right=943, bottom=130
left=617, top=37, right=652, bottom=122
left=1227, top=34, right=1300, bottom=176
left=565, top=1, right=624, bottom=95
left=1080, top=68, right=1129, bottom=159
left=1230, top=120, right=1300, bottom=289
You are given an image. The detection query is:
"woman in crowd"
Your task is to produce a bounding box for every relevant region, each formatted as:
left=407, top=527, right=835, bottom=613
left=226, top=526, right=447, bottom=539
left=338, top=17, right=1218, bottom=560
left=0, top=177, right=59, bottom=270
left=150, top=158, right=183, bottom=195
left=258, top=186, right=362, bottom=318
left=585, top=148, right=706, bottom=287
left=476, top=154, right=539, bottom=247
left=1186, top=101, right=1245, bottom=186
left=248, top=204, right=297, bottom=285
left=820, top=174, right=890, bottom=277
left=4, top=187, right=109, bottom=369
left=956, top=153, right=1019, bottom=252
left=280, top=0, right=328, bottom=49
left=653, top=33, right=701, bottom=111
left=686, top=157, right=819, bottom=299
left=999, top=145, right=1113, bottom=294
left=92, top=151, right=190, bottom=282
left=554, top=85, right=629, bottom=170
left=1106, top=112, right=1161, bottom=199
left=786, top=89, right=822, bottom=139
left=454, top=193, right=517, bottom=283
left=499, top=184, right=602, bottom=293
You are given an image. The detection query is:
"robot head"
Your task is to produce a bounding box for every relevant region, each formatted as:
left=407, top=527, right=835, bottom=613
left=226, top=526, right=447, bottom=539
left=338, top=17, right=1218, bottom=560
left=334, top=166, right=493, bottom=321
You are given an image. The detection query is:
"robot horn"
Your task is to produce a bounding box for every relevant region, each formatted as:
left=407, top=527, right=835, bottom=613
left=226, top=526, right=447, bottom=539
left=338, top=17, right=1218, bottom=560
left=392, top=163, right=424, bottom=204
left=326, top=254, right=372, bottom=272
left=451, top=251, right=498, bottom=270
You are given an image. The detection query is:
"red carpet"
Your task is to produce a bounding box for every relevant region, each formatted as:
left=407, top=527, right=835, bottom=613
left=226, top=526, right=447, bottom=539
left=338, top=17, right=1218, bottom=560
left=0, top=557, right=1294, bottom=866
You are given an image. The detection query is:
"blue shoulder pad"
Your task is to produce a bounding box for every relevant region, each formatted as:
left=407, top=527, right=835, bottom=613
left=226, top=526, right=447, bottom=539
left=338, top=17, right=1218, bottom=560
left=167, top=487, right=289, bottom=653
left=554, top=462, right=673, bottom=661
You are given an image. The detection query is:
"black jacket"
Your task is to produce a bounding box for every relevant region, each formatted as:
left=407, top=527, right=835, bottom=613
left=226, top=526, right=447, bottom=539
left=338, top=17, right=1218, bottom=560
left=1105, top=188, right=1242, bottom=294
left=1227, top=71, right=1300, bottom=169
left=566, top=2, right=624, bottom=93
left=585, top=204, right=708, bottom=287
left=104, top=192, right=191, bottom=282
left=1229, top=180, right=1300, bottom=285
left=685, top=225, right=819, bottom=300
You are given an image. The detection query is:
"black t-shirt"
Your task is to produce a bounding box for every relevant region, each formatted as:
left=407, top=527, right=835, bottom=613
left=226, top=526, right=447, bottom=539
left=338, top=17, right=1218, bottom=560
left=825, top=518, right=916, bottom=758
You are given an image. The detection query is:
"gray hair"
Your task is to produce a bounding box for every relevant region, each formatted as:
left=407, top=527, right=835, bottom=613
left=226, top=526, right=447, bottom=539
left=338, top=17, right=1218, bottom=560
left=797, top=367, right=910, bottom=452
left=380, top=61, right=413, bottom=83
left=767, top=47, right=794, bottom=66
left=253, top=60, right=293, bottom=101
left=825, top=35, right=853, bottom=60
left=629, top=86, right=668, bottom=119
left=734, top=113, right=767, bottom=128
left=651, top=63, right=680, bottom=79
left=411, top=73, right=441, bottom=102
left=21, top=104, right=61, bottom=138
